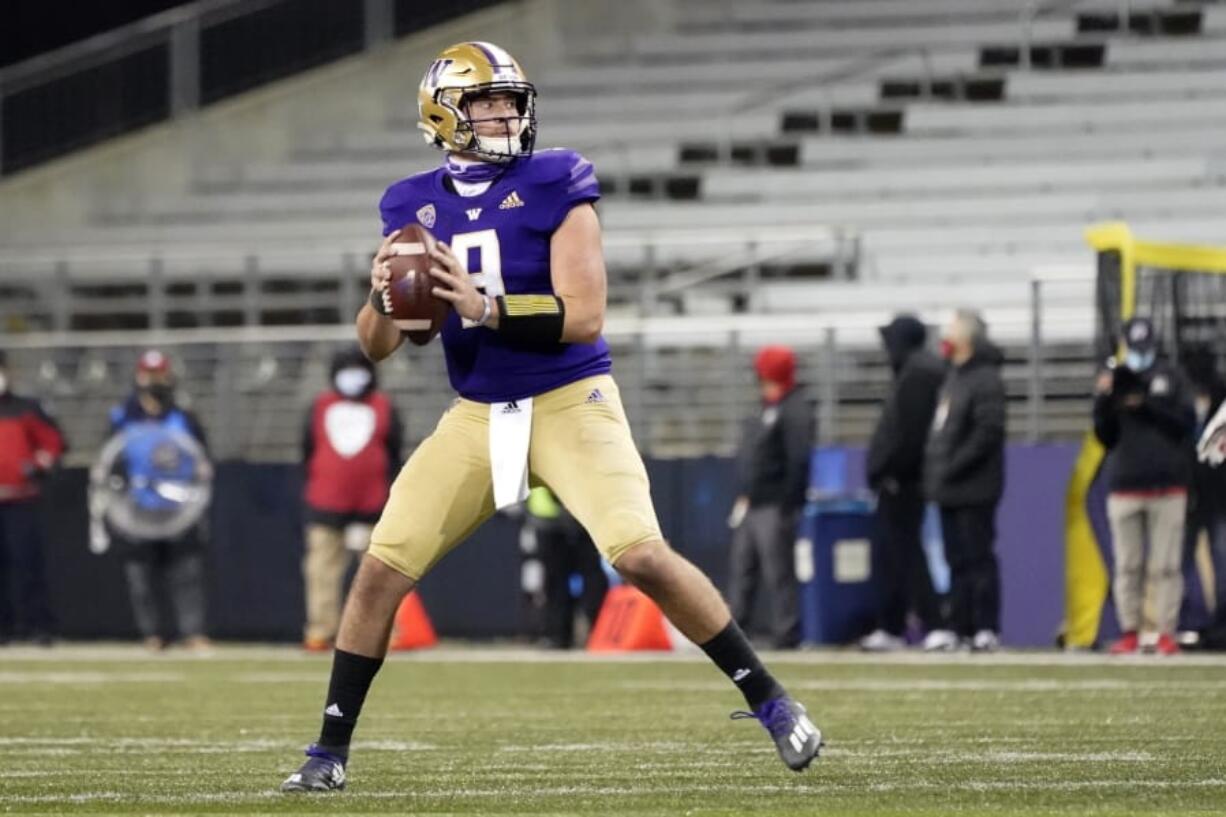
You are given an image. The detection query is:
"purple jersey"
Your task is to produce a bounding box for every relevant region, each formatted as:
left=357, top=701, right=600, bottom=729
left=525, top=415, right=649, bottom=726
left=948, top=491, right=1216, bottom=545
left=379, top=149, right=610, bottom=403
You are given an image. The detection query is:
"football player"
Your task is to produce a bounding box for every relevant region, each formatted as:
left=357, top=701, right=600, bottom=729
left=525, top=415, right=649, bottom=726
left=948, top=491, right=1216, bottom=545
left=281, top=41, right=822, bottom=793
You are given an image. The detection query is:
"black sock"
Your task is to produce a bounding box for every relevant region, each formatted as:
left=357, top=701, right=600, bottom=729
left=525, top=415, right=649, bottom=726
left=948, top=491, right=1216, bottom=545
left=699, top=620, right=786, bottom=709
left=316, top=649, right=384, bottom=756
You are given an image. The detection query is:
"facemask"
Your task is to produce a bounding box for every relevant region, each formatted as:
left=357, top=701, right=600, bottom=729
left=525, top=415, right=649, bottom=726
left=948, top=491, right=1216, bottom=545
left=141, top=383, right=173, bottom=405
left=1123, top=349, right=1155, bottom=372
left=334, top=367, right=372, bottom=398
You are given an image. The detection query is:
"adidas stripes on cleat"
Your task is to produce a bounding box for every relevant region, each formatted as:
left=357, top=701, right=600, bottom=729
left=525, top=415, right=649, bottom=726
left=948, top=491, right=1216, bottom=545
left=733, top=696, right=824, bottom=772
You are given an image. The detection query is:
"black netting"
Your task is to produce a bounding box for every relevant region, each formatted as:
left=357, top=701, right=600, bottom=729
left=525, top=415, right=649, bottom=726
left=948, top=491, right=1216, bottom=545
left=1094, top=249, right=1122, bottom=363
left=1099, top=257, right=1226, bottom=385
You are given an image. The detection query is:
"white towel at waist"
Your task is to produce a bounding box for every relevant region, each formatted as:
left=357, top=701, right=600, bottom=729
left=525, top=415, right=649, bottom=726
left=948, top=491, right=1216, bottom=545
left=489, top=397, right=533, bottom=510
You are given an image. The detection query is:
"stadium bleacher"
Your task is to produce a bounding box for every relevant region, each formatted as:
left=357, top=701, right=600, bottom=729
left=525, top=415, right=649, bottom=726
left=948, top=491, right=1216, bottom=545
left=2, top=0, right=1225, bottom=457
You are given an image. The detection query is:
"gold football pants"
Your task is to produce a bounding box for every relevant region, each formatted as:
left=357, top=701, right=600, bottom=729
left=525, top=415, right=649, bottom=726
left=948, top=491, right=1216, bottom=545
left=368, top=375, right=662, bottom=580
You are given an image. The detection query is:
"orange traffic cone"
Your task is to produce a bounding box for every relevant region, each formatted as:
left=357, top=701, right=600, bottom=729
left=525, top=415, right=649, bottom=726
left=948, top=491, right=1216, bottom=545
left=587, top=585, right=673, bottom=652
left=388, top=591, right=437, bottom=651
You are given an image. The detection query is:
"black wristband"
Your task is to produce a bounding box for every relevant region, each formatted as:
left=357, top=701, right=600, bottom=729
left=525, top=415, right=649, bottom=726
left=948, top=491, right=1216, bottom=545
left=495, top=295, right=566, bottom=344
left=369, top=288, right=391, bottom=316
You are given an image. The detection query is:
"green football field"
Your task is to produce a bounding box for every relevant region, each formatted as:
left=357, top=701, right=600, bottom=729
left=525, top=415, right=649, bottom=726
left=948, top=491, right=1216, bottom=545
left=1, top=645, right=1224, bottom=816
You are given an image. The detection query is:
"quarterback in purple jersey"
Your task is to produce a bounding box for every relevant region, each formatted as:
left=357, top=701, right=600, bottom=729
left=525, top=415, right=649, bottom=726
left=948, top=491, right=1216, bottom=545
left=281, top=41, right=822, bottom=794
left=379, top=145, right=609, bottom=402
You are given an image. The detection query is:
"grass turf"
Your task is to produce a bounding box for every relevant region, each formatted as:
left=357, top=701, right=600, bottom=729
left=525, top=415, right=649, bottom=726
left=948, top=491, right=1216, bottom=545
left=1, top=646, right=1225, bottom=816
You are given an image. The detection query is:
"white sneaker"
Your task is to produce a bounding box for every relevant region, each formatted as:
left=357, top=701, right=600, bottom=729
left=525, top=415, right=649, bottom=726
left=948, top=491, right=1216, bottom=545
left=859, top=629, right=905, bottom=652
left=971, top=630, right=1000, bottom=652
left=922, top=629, right=959, bottom=652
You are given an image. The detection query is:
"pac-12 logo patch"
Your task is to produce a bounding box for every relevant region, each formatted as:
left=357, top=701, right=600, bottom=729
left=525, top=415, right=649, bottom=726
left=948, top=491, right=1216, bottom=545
left=416, top=203, right=436, bottom=229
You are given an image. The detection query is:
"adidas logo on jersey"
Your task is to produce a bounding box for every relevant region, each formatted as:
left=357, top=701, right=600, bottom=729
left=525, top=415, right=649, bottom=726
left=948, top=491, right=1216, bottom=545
left=499, top=190, right=525, bottom=210
left=466, top=208, right=483, bottom=221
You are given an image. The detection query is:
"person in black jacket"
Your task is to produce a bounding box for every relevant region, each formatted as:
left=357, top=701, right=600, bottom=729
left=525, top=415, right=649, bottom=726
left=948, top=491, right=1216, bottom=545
left=923, top=310, right=1006, bottom=652
left=861, top=316, right=946, bottom=651
left=1093, top=317, right=1195, bottom=656
left=1179, top=349, right=1226, bottom=640
left=728, top=346, right=814, bottom=649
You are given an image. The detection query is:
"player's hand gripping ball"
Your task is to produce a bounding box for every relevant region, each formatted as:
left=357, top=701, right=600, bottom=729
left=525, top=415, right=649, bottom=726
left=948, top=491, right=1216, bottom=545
left=374, top=224, right=452, bottom=345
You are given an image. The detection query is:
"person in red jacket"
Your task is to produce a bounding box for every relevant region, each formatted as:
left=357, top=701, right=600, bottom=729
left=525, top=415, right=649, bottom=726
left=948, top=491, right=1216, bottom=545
left=301, top=348, right=404, bottom=651
left=0, top=351, right=66, bottom=645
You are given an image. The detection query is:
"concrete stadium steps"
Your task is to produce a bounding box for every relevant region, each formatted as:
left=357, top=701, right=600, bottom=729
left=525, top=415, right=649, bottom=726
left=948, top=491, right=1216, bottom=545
left=221, top=146, right=680, bottom=189
left=756, top=278, right=1093, bottom=312
left=304, top=115, right=782, bottom=157
left=856, top=216, right=1226, bottom=253
left=8, top=0, right=1223, bottom=351
left=902, top=94, right=1226, bottom=135
left=380, top=50, right=978, bottom=135
left=699, top=157, right=1220, bottom=200
left=862, top=253, right=1096, bottom=284
left=58, top=197, right=1224, bottom=267
left=676, top=0, right=1043, bottom=28
left=1005, top=66, right=1226, bottom=100
left=792, top=125, right=1226, bottom=167
left=1105, top=32, right=1226, bottom=67
left=0, top=217, right=377, bottom=254
left=390, top=84, right=883, bottom=127
left=597, top=186, right=1226, bottom=229
left=536, top=56, right=860, bottom=92
left=125, top=149, right=1226, bottom=230
left=580, top=18, right=1076, bottom=61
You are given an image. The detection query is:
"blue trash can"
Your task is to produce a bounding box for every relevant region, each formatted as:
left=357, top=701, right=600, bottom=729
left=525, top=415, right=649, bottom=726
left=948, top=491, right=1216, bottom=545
left=796, top=498, right=878, bottom=645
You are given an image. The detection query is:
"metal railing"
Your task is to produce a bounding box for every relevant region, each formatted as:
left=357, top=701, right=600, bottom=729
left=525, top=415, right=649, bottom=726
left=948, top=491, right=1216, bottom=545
left=0, top=226, right=858, bottom=333
left=1, top=273, right=1097, bottom=465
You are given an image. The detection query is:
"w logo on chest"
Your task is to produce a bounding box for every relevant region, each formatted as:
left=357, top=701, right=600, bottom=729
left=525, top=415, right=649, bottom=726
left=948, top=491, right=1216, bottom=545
left=466, top=208, right=483, bottom=221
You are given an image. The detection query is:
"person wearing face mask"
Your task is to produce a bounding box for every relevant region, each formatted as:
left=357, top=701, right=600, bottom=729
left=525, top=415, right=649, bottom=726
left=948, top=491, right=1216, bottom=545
left=923, top=310, right=1006, bottom=652
left=727, top=346, right=814, bottom=650
left=0, top=350, right=66, bottom=646
left=101, top=349, right=211, bottom=651
left=300, top=347, right=404, bottom=651
left=1093, top=318, right=1196, bottom=656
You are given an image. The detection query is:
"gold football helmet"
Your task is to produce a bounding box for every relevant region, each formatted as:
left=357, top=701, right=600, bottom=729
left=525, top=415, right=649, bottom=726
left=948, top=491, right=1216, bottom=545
left=417, top=41, right=537, bottom=162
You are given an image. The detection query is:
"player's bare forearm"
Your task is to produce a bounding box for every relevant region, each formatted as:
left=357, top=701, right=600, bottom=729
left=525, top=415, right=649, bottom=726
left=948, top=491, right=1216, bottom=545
left=551, top=204, right=606, bottom=344
left=356, top=302, right=404, bottom=361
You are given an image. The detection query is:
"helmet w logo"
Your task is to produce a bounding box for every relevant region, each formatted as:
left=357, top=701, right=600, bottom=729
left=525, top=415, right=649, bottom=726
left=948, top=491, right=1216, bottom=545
left=423, top=59, right=454, bottom=89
